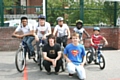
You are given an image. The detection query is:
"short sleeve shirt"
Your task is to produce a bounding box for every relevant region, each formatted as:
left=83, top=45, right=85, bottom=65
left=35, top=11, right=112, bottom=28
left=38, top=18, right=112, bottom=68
left=91, top=35, right=104, bottom=44
left=64, top=43, right=86, bottom=65
left=73, top=27, right=85, bottom=40
left=35, top=22, right=51, bottom=38
left=42, top=43, right=61, bottom=59
left=15, top=24, right=35, bottom=34
left=54, top=24, right=69, bottom=37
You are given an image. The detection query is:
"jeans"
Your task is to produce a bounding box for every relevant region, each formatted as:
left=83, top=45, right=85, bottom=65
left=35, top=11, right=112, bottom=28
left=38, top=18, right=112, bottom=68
left=67, top=62, right=86, bottom=80
left=23, top=36, right=35, bottom=56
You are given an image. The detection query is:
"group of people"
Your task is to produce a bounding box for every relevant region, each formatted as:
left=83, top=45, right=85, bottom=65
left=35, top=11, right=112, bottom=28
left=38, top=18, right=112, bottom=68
left=12, top=14, right=108, bottom=80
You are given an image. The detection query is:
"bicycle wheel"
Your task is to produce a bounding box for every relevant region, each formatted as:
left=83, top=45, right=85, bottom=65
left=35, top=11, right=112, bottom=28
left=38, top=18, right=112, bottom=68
left=99, top=54, right=105, bottom=70
left=86, top=51, right=93, bottom=64
left=15, top=47, right=26, bottom=72
left=33, top=44, right=38, bottom=63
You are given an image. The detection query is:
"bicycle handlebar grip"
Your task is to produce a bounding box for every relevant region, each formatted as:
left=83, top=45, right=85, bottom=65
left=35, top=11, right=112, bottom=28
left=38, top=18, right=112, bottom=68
left=11, top=35, right=17, bottom=38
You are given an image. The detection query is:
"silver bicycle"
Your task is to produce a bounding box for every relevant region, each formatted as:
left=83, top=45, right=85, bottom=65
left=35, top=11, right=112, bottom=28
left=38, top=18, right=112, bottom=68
left=13, top=36, right=38, bottom=72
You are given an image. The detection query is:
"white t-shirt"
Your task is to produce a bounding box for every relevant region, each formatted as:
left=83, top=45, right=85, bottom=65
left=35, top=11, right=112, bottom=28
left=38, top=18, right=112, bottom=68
left=73, top=27, right=85, bottom=40
left=54, top=24, right=69, bottom=37
left=35, top=22, right=51, bottom=38
left=15, top=24, right=35, bottom=34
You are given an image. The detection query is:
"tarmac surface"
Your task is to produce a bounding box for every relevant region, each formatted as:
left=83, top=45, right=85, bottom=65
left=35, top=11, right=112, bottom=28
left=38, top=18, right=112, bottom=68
left=0, top=50, right=120, bottom=80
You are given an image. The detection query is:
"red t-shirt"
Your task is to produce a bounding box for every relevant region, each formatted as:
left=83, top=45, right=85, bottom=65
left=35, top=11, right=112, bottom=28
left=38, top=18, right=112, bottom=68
left=91, top=34, right=103, bottom=48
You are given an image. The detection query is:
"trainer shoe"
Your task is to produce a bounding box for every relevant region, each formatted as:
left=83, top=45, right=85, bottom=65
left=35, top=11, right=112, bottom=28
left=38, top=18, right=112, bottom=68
left=54, top=72, right=59, bottom=75
left=47, top=72, right=51, bottom=75
left=69, top=73, right=73, bottom=77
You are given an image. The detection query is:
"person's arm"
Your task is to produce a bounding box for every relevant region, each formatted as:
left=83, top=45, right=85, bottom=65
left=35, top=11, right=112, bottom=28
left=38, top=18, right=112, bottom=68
left=64, top=54, right=71, bottom=63
left=63, top=46, right=71, bottom=63
left=81, top=45, right=86, bottom=66
left=55, top=51, right=62, bottom=61
left=66, top=25, right=71, bottom=39
left=103, top=37, right=108, bottom=45
left=83, top=30, right=90, bottom=38
left=81, top=55, right=86, bottom=66
left=53, top=26, right=57, bottom=36
left=23, top=25, right=35, bottom=37
left=43, top=52, right=54, bottom=62
left=90, top=37, right=94, bottom=45
left=12, top=31, right=23, bottom=38
left=12, top=26, right=23, bottom=38
left=44, top=23, right=52, bottom=37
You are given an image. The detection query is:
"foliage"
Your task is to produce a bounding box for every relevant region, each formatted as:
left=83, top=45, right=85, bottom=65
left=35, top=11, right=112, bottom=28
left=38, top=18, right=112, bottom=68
left=3, top=0, right=17, bottom=10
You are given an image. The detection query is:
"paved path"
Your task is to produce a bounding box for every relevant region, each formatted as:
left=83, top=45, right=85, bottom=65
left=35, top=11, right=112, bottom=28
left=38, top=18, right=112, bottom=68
left=0, top=50, right=120, bottom=80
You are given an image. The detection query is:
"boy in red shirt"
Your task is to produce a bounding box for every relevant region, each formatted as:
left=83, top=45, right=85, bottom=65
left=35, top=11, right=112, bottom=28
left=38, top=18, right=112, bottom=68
left=90, top=27, right=108, bottom=63
left=90, top=27, right=108, bottom=49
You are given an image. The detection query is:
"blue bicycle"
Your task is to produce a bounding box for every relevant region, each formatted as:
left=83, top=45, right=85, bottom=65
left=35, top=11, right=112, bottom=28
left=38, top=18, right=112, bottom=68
left=86, top=44, right=105, bottom=70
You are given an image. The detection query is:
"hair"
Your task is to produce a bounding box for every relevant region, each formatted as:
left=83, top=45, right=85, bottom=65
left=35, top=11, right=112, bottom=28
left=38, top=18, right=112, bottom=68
left=21, top=16, right=28, bottom=22
left=71, top=32, right=79, bottom=38
left=47, top=34, right=56, bottom=43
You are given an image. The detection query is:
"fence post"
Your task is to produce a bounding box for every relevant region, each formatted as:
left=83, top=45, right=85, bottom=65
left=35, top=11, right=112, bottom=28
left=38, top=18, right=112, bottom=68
left=80, top=0, right=84, bottom=24
left=114, top=2, right=117, bottom=27
left=0, top=0, right=4, bottom=27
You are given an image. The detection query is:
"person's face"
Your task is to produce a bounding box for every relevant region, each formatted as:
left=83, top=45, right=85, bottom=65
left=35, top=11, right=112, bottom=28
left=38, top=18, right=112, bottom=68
left=72, top=36, right=79, bottom=44
left=58, top=20, right=63, bottom=26
left=94, top=30, right=100, bottom=35
left=21, top=19, right=27, bottom=26
left=39, top=19, right=45, bottom=26
left=76, top=23, right=82, bottom=29
left=49, top=38, right=55, bottom=45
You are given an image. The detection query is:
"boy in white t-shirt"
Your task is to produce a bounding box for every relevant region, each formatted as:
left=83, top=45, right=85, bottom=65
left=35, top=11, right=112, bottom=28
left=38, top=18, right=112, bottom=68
left=12, top=16, right=37, bottom=58
left=35, top=14, right=51, bottom=68
left=73, top=20, right=90, bottom=44
left=53, top=17, right=70, bottom=47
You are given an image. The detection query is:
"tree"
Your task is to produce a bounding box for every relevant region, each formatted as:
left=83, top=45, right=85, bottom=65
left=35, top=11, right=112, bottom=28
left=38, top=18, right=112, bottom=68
left=3, top=0, right=17, bottom=10
left=103, top=2, right=116, bottom=25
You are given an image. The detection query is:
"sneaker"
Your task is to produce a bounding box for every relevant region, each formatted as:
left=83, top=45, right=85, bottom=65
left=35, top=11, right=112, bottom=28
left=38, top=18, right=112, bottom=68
left=54, top=72, right=58, bottom=75
left=69, top=73, right=73, bottom=77
left=47, top=72, right=51, bottom=75
left=95, top=59, right=99, bottom=64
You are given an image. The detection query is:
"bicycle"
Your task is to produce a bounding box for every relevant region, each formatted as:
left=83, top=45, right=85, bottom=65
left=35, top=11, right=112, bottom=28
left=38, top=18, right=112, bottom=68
left=86, top=44, right=105, bottom=70
left=12, top=36, right=38, bottom=72
left=57, top=35, right=68, bottom=72
left=34, top=38, right=45, bottom=71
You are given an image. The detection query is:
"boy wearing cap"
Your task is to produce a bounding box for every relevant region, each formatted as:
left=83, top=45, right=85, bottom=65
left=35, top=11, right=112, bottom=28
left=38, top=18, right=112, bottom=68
left=53, top=17, right=70, bottom=47
left=73, top=20, right=90, bottom=44
left=12, top=16, right=36, bottom=58
left=35, top=14, right=52, bottom=69
left=89, top=27, right=108, bottom=63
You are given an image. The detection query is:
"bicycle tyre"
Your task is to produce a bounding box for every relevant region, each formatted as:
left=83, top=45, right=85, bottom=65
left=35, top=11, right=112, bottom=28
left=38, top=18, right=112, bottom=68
left=33, top=44, right=38, bottom=63
left=86, top=51, right=93, bottom=64
left=99, top=54, right=105, bottom=70
left=15, top=48, right=26, bottom=72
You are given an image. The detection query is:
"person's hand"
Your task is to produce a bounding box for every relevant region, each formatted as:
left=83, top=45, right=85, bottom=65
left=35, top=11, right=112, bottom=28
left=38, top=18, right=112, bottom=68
left=51, top=59, right=57, bottom=67
left=80, top=62, right=85, bottom=66
left=91, top=43, right=95, bottom=46
left=67, top=35, right=71, bottom=39
left=18, top=35, right=24, bottom=39
left=66, top=59, right=71, bottom=63
left=105, top=41, right=108, bottom=46
left=35, top=36, right=39, bottom=42
left=42, top=35, right=46, bottom=40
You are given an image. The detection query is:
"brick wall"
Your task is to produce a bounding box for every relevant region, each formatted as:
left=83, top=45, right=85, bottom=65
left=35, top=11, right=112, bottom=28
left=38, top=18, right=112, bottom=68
left=27, top=0, right=42, bottom=14
left=0, top=27, right=120, bottom=51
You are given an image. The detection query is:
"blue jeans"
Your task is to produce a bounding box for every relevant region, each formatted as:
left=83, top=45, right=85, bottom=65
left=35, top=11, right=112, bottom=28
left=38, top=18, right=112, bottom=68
left=23, top=36, right=35, bottom=56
